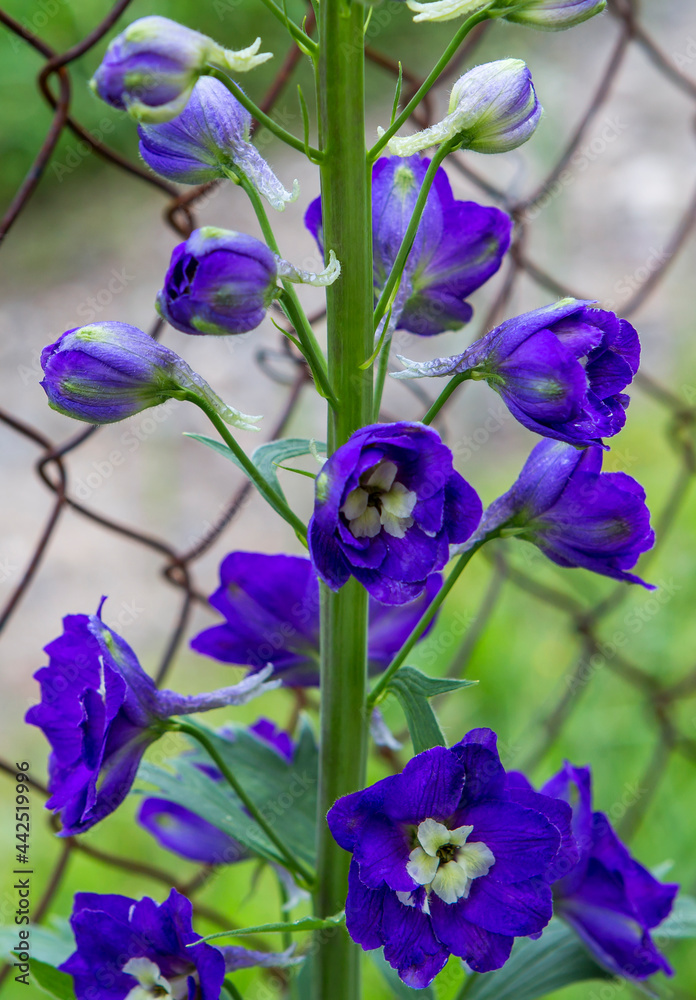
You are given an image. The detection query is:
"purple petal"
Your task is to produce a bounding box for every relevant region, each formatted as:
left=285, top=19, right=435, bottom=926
left=429, top=896, right=514, bottom=971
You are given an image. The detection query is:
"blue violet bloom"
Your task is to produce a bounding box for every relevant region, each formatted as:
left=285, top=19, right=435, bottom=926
left=305, top=155, right=511, bottom=337
left=462, top=439, right=655, bottom=587
left=59, top=888, right=296, bottom=1000
left=540, top=762, right=678, bottom=979
left=25, top=603, right=279, bottom=836
left=191, top=552, right=443, bottom=683
left=394, top=299, right=640, bottom=447
left=308, top=422, right=482, bottom=605
left=328, top=729, right=576, bottom=987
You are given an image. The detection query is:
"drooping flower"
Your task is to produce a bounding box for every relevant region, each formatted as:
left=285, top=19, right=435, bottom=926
left=190, top=552, right=443, bottom=683
left=26, top=603, right=280, bottom=836
left=157, top=227, right=339, bottom=337
left=538, top=762, right=678, bottom=979
left=405, top=0, right=606, bottom=28
left=40, top=322, right=260, bottom=429
left=328, top=729, right=576, bottom=987
left=381, top=60, right=542, bottom=157
left=308, top=422, right=481, bottom=605
left=138, top=719, right=293, bottom=864
left=461, top=439, right=655, bottom=587
left=91, top=16, right=271, bottom=123
left=138, top=76, right=298, bottom=210
left=59, top=888, right=297, bottom=1000
left=305, top=155, right=511, bottom=337
left=394, top=300, right=640, bottom=447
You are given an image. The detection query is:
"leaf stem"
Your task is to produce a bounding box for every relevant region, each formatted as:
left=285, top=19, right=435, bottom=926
left=256, top=0, right=318, bottom=58
left=211, top=70, right=322, bottom=160
left=367, top=542, right=486, bottom=708
left=173, top=719, right=316, bottom=886
left=198, top=913, right=346, bottom=944
left=367, top=8, right=493, bottom=161
left=421, top=371, right=473, bottom=424
left=187, top=394, right=307, bottom=540
left=278, top=289, right=339, bottom=407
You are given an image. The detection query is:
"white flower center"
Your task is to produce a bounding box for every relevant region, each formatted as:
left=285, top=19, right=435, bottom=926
left=340, top=460, right=417, bottom=540
left=405, top=817, right=495, bottom=905
left=123, top=957, right=191, bottom=1000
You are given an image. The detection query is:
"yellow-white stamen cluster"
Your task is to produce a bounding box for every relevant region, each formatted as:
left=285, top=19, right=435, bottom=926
left=340, top=461, right=417, bottom=540
left=404, top=817, right=495, bottom=905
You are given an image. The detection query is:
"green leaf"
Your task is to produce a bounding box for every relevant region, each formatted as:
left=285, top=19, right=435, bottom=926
left=371, top=950, right=435, bottom=998
left=252, top=438, right=326, bottom=500
left=0, top=920, right=74, bottom=967
left=653, top=894, right=696, bottom=938
left=385, top=666, right=476, bottom=753
left=466, top=919, right=611, bottom=1000
left=137, top=719, right=318, bottom=868
left=31, top=959, right=76, bottom=1000
left=199, top=911, right=345, bottom=944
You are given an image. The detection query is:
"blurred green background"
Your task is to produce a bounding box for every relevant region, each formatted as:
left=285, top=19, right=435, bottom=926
left=1, top=0, right=695, bottom=998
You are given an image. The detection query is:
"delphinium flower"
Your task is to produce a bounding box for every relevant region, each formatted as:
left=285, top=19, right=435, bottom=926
left=536, top=762, right=678, bottom=978
left=382, top=60, right=542, bottom=157
left=138, top=719, right=293, bottom=864
left=25, top=603, right=279, bottom=836
left=305, top=155, right=511, bottom=336
left=190, top=552, right=443, bottom=683
left=91, top=16, right=271, bottom=123
left=328, top=729, right=577, bottom=987
left=139, top=76, right=298, bottom=210
left=461, top=439, right=655, bottom=586
left=156, top=227, right=339, bottom=337
left=394, top=300, right=640, bottom=447
left=308, top=422, right=482, bottom=605
left=40, top=321, right=260, bottom=429
left=59, top=888, right=297, bottom=1000
left=406, top=0, right=606, bottom=28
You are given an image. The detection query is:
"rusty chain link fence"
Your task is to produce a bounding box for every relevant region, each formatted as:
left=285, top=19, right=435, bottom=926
left=1, top=0, right=695, bottom=995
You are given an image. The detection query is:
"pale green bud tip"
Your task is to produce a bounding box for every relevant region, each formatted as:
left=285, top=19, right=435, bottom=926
left=406, top=0, right=490, bottom=24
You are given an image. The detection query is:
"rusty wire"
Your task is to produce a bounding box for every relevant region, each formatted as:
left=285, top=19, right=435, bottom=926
left=0, top=0, right=695, bottom=992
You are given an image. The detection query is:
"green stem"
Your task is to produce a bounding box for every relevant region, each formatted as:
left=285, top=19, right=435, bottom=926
left=255, top=0, right=318, bottom=58
left=455, top=971, right=479, bottom=999
left=367, top=542, right=486, bottom=708
left=222, top=980, right=245, bottom=1000
left=188, top=394, right=307, bottom=540
left=211, top=70, right=322, bottom=160
left=173, top=720, right=315, bottom=886
left=313, top=0, right=374, bottom=996
left=278, top=289, right=338, bottom=407
left=373, top=139, right=456, bottom=333
left=367, top=8, right=494, bottom=161
left=422, top=371, right=473, bottom=424
left=372, top=333, right=393, bottom=421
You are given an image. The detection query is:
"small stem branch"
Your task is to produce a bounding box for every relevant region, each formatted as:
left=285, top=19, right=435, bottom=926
left=188, top=395, right=307, bottom=540
left=373, top=140, right=455, bottom=333
left=211, top=70, right=322, bottom=159
left=255, top=0, right=318, bottom=57
left=367, top=542, right=486, bottom=707
left=173, top=719, right=316, bottom=886
left=422, top=371, right=473, bottom=424
left=279, top=289, right=338, bottom=407
left=372, top=333, right=393, bottom=420
left=367, top=8, right=493, bottom=161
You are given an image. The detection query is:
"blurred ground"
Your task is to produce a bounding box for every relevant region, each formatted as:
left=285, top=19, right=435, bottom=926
left=1, top=1, right=696, bottom=997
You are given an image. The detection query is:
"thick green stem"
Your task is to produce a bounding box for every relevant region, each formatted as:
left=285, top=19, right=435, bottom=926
left=314, top=2, right=374, bottom=998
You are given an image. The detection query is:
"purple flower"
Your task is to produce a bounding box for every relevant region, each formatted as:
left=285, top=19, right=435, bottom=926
left=157, top=228, right=279, bottom=336
left=467, top=439, right=655, bottom=587
left=505, top=0, right=607, bottom=31
left=139, top=76, right=298, bottom=209
left=539, top=762, right=678, bottom=979
left=59, top=888, right=296, bottom=999
left=190, top=552, right=443, bottom=683
left=305, top=155, right=511, bottom=337
left=328, top=729, right=576, bottom=987
left=384, top=60, right=542, bottom=156
left=395, top=300, right=640, bottom=447
left=26, top=603, right=279, bottom=836
left=40, top=322, right=260, bottom=429
left=308, top=422, right=482, bottom=605
left=90, top=16, right=271, bottom=123
left=138, top=719, right=293, bottom=864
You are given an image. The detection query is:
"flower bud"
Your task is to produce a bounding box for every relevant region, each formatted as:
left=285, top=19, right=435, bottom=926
left=90, top=16, right=272, bottom=124
left=157, top=227, right=340, bottom=337
left=138, top=77, right=298, bottom=211
left=382, top=59, right=541, bottom=156
left=157, top=228, right=279, bottom=337
left=505, top=0, right=607, bottom=31
left=40, top=322, right=259, bottom=429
